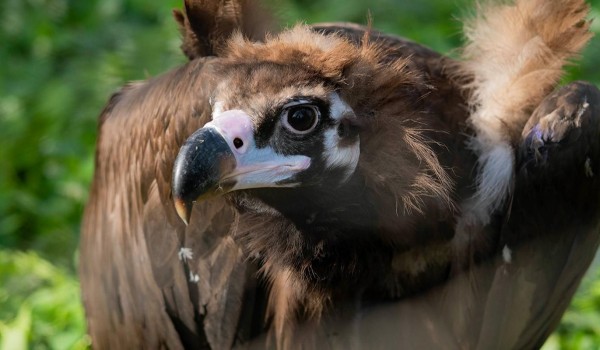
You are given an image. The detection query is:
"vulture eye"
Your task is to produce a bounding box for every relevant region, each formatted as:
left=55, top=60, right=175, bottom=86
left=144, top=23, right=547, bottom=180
left=282, top=105, right=320, bottom=134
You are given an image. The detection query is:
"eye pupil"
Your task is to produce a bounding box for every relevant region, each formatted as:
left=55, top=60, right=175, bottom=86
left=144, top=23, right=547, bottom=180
left=287, top=106, right=317, bottom=132
left=233, top=138, right=244, bottom=149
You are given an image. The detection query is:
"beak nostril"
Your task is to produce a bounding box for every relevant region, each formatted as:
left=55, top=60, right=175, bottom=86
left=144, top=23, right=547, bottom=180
left=233, top=138, right=244, bottom=149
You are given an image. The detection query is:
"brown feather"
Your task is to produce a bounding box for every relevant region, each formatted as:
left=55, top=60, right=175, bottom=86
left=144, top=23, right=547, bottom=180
left=81, top=59, right=249, bottom=349
left=173, top=0, right=275, bottom=59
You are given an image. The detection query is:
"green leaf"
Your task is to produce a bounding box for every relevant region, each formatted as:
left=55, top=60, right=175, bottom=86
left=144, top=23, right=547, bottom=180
left=0, top=305, right=32, bottom=350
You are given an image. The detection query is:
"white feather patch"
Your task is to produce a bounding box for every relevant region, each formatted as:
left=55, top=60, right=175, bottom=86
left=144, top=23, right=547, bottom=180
left=465, top=141, right=514, bottom=226
left=585, top=157, right=594, bottom=178
left=502, top=245, right=512, bottom=264
left=189, top=271, right=200, bottom=283
left=211, top=100, right=225, bottom=117
left=322, top=93, right=360, bottom=181
left=178, top=247, right=194, bottom=262
left=322, top=129, right=360, bottom=179
left=328, top=92, right=352, bottom=121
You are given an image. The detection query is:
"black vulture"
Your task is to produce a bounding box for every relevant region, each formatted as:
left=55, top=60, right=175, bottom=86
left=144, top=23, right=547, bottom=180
left=80, top=0, right=600, bottom=348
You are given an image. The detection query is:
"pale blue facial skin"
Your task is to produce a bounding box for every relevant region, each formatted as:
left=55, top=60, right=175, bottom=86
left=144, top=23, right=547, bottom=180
left=205, top=109, right=311, bottom=192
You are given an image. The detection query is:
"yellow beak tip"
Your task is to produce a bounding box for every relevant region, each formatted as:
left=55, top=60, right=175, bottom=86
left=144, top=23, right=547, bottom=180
left=174, top=199, right=192, bottom=226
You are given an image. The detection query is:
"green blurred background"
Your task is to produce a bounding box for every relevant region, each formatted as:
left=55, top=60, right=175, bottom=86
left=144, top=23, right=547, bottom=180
left=1, top=0, right=599, bottom=348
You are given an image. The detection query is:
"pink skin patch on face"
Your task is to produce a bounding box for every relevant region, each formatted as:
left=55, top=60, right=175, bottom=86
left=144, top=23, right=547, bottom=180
left=205, top=110, right=254, bottom=154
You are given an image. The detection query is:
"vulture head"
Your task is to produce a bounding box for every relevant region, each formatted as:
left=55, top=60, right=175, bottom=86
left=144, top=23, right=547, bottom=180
left=173, top=28, right=447, bottom=212
left=171, top=31, right=368, bottom=220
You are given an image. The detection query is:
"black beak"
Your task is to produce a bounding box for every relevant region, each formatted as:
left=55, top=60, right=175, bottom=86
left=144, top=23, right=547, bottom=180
left=172, top=127, right=235, bottom=224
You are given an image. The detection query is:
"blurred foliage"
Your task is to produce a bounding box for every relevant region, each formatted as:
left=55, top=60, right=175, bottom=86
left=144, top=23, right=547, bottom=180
left=0, top=251, right=89, bottom=349
left=543, top=256, right=600, bottom=350
left=0, top=0, right=599, bottom=348
left=0, top=0, right=185, bottom=268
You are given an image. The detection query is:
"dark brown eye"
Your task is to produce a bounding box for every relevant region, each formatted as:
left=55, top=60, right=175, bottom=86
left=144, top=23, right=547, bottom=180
left=282, top=105, right=320, bottom=134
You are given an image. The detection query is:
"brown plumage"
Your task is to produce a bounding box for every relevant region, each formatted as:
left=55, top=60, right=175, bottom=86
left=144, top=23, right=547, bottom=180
left=80, top=0, right=600, bottom=348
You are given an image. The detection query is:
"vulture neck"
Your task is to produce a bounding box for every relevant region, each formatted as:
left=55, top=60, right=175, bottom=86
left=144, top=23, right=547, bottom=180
left=233, top=169, right=457, bottom=301
left=256, top=172, right=379, bottom=236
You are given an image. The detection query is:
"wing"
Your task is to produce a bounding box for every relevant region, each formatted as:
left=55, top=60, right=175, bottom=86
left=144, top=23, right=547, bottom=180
left=80, top=59, right=254, bottom=349
left=505, top=81, right=600, bottom=348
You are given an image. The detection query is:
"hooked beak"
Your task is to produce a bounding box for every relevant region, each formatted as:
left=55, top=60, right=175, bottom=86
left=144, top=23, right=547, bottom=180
left=172, top=110, right=310, bottom=224
left=172, top=127, right=236, bottom=224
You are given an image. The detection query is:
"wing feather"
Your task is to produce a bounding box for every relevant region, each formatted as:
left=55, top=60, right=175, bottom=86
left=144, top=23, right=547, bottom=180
left=81, top=58, right=249, bottom=349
